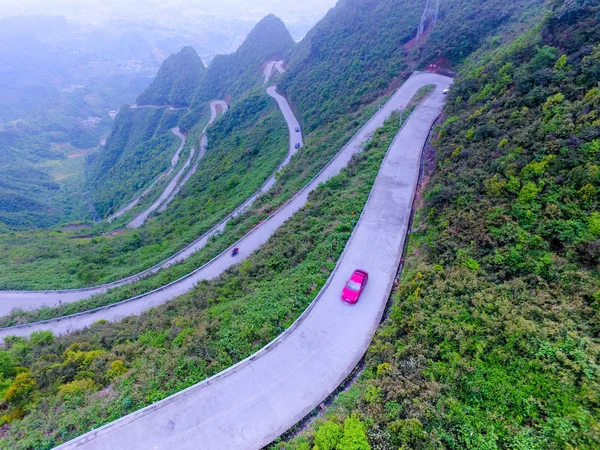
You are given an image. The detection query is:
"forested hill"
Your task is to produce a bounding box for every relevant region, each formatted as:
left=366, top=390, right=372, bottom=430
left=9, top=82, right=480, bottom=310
left=136, top=46, right=206, bottom=108
left=1, top=0, right=599, bottom=448
left=280, top=0, right=547, bottom=131
left=193, top=14, right=295, bottom=103
left=86, top=14, right=294, bottom=218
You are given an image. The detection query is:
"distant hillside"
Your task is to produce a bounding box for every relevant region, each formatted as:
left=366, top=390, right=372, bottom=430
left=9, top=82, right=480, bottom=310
left=2, top=1, right=599, bottom=448
left=86, top=106, right=185, bottom=217
left=137, top=46, right=206, bottom=107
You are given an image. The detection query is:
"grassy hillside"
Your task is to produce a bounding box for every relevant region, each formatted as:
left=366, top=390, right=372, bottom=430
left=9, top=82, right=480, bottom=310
left=86, top=15, right=294, bottom=219
left=2, top=0, right=596, bottom=447
left=0, top=16, right=164, bottom=231
left=0, top=116, right=403, bottom=450
left=274, top=1, right=600, bottom=449
left=0, top=85, right=148, bottom=230
left=85, top=47, right=206, bottom=217
left=0, top=91, right=287, bottom=289
left=86, top=106, right=186, bottom=217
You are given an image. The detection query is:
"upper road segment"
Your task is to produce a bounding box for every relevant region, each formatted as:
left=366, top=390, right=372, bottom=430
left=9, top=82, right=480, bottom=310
left=264, top=60, right=285, bottom=84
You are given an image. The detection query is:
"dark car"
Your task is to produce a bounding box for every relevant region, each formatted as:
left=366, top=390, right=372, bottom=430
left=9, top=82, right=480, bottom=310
left=295, top=142, right=301, bottom=149
left=341, top=269, right=368, bottom=304
left=295, top=127, right=300, bottom=132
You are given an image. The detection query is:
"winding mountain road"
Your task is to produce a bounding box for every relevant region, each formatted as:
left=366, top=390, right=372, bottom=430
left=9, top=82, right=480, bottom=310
left=126, top=128, right=188, bottom=228
left=106, top=172, right=168, bottom=222
left=106, top=128, right=185, bottom=222
left=53, top=72, right=452, bottom=450
left=159, top=101, right=229, bottom=212
left=130, top=104, right=191, bottom=112
left=108, top=100, right=224, bottom=224
left=106, top=127, right=186, bottom=223
left=264, top=60, right=285, bottom=84
left=0, top=73, right=450, bottom=348
left=0, top=92, right=298, bottom=317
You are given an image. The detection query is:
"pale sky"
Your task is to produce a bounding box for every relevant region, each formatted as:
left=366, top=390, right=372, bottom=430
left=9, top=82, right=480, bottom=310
left=0, top=0, right=339, bottom=27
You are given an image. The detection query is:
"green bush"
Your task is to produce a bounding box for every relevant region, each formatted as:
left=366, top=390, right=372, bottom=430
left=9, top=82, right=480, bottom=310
left=58, top=378, right=95, bottom=397
left=313, top=421, right=343, bottom=450
left=29, top=330, right=54, bottom=346
left=3, top=371, right=36, bottom=406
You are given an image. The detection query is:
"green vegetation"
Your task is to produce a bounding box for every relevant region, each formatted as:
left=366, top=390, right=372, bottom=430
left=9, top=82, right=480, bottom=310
left=86, top=106, right=188, bottom=217
left=282, top=0, right=415, bottom=130
left=86, top=105, right=186, bottom=216
left=0, top=91, right=288, bottom=290
left=275, top=1, right=600, bottom=449
left=282, top=0, right=545, bottom=131
left=136, top=46, right=206, bottom=107
left=0, top=117, right=403, bottom=449
left=0, top=94, right=404, bottom=324
left=3, top=0, right=597, bottom=446
left=0, top=16, right=158, bottom=231
left=0, top=90, right=122, bottom=230
left=87, top=15, right=293, bottom=219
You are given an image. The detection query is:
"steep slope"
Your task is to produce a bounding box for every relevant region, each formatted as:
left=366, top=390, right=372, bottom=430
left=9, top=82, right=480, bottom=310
left=86, top=105, right=185, bottom=217
left=193, top=14, right=295, bottom=103
left=277, top=1, right=600, bottom=449
left=86, top=48, right=204, bottom=217
left=136, top=46, right=206, bottom=108
left=0, top=16, right=178, bottom=231
left=0, top=16, right=297, bottom=290
left=280, top=0, right=546, bottom=131
left=2, top=0, right=594, bottom=448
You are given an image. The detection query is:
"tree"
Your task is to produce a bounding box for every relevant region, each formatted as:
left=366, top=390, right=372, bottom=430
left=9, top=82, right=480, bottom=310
left=337, top=417, right=371, bottom=450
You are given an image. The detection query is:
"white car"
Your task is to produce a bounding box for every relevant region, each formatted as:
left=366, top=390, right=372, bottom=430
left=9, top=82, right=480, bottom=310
left=443, top=87, right=450, bottom=95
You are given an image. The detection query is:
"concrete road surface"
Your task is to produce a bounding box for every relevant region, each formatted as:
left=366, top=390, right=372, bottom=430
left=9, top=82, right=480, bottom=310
left=264, top=60, right=285, bottom=84
left=130, top=104, right=191, bottom=112
left=109, top=99, right=226, bottom=223
left=127, top=128, right=188, bottom=228
left=54, top=72, right=452, bottom=450
left=159, top=101, right=230, bottom=212
left=106, top=127, right=186, bottom=223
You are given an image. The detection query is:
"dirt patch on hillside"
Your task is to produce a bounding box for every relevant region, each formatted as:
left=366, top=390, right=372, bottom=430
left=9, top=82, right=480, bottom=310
left=68, top=148, right=95, bottom=159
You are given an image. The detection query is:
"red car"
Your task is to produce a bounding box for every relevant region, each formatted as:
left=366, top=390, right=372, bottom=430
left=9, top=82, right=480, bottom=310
left=341, top=269, right=369, bottom=304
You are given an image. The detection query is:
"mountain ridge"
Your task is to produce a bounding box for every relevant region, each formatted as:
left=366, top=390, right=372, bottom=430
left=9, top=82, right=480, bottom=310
left=136, top=46, right=206, bottom=108
left=87, top=14, right=295, bottom=218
